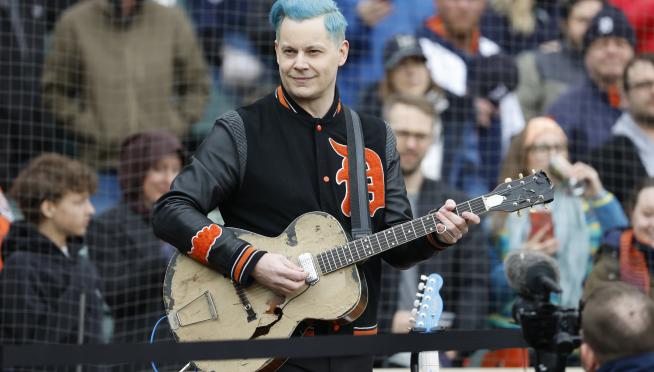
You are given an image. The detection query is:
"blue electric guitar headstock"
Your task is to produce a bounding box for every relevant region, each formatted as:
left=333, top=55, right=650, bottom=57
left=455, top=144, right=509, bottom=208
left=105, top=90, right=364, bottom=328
left=410, top=273, right=444, bottom=333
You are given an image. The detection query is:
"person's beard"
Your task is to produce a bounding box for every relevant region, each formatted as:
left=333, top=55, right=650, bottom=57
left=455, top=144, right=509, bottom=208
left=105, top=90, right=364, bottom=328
left=631, top=109, right=654, bottom=129
left=400, top=154, right=422, bottom=176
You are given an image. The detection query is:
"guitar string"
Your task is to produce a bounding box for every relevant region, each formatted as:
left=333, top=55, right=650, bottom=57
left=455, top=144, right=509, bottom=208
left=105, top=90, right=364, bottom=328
left=320, top=195, right=544, bottom=273
left=320, top=178, right=547, bottom=270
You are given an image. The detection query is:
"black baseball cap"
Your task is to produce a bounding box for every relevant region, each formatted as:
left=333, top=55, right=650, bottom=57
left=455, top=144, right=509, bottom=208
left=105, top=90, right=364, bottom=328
left=383, top=34, right=426, bottom=70
left=582, top=5, right=636, bottom=54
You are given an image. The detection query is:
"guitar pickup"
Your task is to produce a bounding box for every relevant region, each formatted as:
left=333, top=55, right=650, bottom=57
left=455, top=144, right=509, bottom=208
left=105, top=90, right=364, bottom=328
left=298, top=253, right=320, bottom=285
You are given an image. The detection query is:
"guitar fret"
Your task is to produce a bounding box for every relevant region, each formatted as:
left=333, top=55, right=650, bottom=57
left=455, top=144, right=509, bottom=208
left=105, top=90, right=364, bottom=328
left=336, top=246, right=344, bottom=268
left=322, top=252, right=331, bottom=273
left=354, top=240, right=363, bottom=260
left=401, top=224, right=408, bottom=242
left=328, top=249, right=337, bottom=271
left=420, top=217, right=428, bottom=235
left=382, top=230, right=390, bottom=250
left=317, top=253, right=325, bottom=273
left=346, top=243, right=355, bottom=264
left=374, top=234, right=383, bottom=254
left=390, top=228, right=399, bottom=246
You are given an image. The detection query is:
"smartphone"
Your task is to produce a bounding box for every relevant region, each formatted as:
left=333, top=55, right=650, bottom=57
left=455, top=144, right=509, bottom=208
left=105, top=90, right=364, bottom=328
left=529, top=210, right=553, bottom=241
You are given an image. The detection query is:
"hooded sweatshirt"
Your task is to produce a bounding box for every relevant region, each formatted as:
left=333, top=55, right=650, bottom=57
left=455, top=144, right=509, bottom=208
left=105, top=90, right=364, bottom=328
left=0, top=221, right=104, bottom=372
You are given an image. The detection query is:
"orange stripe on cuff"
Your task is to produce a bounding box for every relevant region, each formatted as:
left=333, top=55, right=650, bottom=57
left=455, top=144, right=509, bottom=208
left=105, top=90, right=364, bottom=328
left=427, top=233, right=447, bottom=249
left=353, top=328, right=377, bottom=336
left=278, top=86, right=290, bottom=109
left=304, top=330, right=315, bottom=337
left=337, top=102, right=341, bottom=114
left=233, top=247, right=257, bottom=283
left=189, top=225, right=222, bottom=264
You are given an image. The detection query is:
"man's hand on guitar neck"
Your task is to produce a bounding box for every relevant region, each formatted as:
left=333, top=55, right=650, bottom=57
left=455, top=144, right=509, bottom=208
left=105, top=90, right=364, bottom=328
left=434, top=199, right=481, bottom=244
left=251, top=253, right=310, bottom=295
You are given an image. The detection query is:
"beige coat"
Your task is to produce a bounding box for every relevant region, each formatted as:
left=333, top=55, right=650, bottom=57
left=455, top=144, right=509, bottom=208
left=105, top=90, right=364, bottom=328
left=42, top=0, right=210, bottom=169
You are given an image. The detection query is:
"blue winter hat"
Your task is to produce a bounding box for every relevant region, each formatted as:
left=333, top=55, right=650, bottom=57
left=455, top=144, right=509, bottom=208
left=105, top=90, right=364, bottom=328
left=582, top=5, right=636, bottom=54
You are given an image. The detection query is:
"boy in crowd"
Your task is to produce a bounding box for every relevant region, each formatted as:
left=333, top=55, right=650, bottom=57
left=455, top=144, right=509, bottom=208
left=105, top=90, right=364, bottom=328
left=0, top=154, right=104, bottom=372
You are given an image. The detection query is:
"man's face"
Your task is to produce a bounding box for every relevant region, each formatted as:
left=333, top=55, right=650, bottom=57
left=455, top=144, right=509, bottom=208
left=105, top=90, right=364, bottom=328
left=585, top=36, right=634, bottom=86
left=626, top=61, right=654, bottom=125
left=48, top=191, right=95, bottom=238
left=388, top=103, right=434, bottom=175
left=435, top=0, right=487, bottom=37
left=564, top=0, right=603, bottom=49
left=275, top=16, right=348, bottom=104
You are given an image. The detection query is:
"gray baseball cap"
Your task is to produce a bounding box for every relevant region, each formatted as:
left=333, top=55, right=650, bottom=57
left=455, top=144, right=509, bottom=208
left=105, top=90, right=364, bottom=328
left=383, top=34, right=426, bottom=70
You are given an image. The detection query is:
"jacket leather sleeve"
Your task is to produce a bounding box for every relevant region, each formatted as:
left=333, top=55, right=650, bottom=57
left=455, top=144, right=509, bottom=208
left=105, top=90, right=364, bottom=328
left=152, top=112, right=265, bottom=286
left=379, top=122, right=454, bottom=270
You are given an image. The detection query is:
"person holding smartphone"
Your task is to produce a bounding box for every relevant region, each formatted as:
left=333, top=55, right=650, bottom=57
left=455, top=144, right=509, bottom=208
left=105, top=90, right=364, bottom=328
left=483, top=117, right=629, bottom=366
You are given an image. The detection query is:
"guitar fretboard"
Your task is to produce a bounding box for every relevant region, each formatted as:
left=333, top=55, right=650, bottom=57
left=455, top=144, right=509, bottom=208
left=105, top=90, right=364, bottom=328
left=316, top=196, right=488, bottom=274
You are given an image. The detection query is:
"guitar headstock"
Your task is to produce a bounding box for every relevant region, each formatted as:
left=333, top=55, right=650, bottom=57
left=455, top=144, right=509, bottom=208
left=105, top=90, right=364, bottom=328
left=483, top=170, right=554, bottom=215
left=410, top=274, right=444, bottom=333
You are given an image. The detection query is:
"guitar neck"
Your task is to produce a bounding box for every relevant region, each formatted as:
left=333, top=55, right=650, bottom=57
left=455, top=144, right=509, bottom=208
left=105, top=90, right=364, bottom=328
left=316, top=196, right=489, bottom=275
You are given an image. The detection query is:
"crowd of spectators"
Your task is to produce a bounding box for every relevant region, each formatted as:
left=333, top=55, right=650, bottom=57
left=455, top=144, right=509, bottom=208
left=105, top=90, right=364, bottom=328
left=0, top=0, right=653, bottom=370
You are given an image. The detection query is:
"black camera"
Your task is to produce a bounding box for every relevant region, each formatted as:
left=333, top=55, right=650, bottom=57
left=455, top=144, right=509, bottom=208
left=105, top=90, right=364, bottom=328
left=513, top=295, right=582, bottom=372
left=506, top=252, right=582, bottom=372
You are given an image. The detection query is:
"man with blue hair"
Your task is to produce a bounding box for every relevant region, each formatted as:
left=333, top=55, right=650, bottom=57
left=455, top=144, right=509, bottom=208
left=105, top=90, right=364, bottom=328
left=153, top=0, right=480, bottom=370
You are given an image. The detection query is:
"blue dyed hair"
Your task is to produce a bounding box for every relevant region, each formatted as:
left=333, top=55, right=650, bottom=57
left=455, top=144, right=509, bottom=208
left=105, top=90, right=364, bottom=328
left=269, top=0, right=348, bottom=46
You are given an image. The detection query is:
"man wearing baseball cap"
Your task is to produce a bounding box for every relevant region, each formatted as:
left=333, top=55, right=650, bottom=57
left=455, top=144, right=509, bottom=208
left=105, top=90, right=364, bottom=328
left=547, top=5, right=635, bottom=162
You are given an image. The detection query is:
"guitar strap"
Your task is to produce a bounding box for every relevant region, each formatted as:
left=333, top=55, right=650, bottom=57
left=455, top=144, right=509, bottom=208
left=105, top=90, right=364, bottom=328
left=343, top=106, right=372, bottom=240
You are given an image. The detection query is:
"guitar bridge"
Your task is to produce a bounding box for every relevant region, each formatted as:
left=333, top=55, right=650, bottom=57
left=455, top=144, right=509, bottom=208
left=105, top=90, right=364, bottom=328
left=167, top=290, right=218, bottom=330
left=298, top=253, right=319, bottom=285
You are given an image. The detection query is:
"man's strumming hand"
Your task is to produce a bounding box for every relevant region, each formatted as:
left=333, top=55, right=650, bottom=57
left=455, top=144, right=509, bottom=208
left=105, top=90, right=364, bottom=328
left=250, top=253, right=309, bottom=295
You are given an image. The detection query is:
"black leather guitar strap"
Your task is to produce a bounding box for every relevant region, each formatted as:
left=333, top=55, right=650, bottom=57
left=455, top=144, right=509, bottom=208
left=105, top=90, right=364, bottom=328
left=343, top=106, right=372, bottom=240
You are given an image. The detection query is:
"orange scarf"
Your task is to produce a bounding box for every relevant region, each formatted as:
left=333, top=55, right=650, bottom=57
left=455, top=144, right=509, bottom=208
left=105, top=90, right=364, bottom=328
left=620, top=229, right=651, bottom=295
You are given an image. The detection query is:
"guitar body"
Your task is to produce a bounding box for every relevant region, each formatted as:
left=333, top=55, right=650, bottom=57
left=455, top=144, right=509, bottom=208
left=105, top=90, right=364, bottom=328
left=163, top=212, right=368, bottom=372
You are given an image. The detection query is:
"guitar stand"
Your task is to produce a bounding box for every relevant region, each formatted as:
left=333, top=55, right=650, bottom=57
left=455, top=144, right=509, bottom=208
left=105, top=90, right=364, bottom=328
left=409, top=326, right=444, bottom=372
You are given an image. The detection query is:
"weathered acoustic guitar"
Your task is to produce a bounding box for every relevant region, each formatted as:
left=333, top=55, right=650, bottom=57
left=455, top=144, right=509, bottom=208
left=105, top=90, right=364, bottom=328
left=163, top=171, right=554, bottom=372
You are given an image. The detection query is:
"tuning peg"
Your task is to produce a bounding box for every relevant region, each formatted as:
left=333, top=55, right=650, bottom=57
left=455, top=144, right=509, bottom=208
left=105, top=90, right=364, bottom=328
left=517, top=210, right=522, bottom=217
left=519, top=173, right=524, bottom=179
left=417, top=321, right=424, bottom=327
left=420, top=275, right=428, bottom=281
left=424, top=296, right=431, bottom=301
left=409, top=318, right=416, bottom=324
left=544, top=204, right=548, bottom=209
left=530, top=207, right=536, bottom=213
left=411, top=308, right=418, bottom=316
left=532, top=169, right=536, bottom=174
left=418, top=282, right=425, bottom=291
left=414, top=300, right=420, bottom=307
left=416, top=293, right=423, bottom=298
left=505, top=178, right=512, bottom=183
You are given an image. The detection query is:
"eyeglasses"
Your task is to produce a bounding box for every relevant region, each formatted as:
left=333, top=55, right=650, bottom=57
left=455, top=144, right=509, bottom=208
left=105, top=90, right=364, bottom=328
left=394, top=131, right=431, bottom=142
left=628, top=80, right=654, bottom=91
left=528, top=144, right=567, bottom=157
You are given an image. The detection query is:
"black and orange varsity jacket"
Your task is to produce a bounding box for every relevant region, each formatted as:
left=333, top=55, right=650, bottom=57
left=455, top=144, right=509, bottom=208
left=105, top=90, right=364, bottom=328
left=152, top=85, right=452, bottom=335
